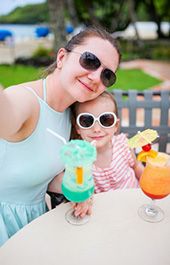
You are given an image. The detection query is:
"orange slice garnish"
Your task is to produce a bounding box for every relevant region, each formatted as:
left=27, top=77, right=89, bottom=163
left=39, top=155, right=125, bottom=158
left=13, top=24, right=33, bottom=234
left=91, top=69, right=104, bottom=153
left=137, top=150, right=158, bottom=162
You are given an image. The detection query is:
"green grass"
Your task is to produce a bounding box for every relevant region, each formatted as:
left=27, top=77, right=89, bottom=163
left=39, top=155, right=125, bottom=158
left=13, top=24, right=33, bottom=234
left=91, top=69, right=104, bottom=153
left=109, top=68, right=162, bottom=91
left=0, top=65, right=43, bottom=88
left=0, top=65, right=162, bottom=90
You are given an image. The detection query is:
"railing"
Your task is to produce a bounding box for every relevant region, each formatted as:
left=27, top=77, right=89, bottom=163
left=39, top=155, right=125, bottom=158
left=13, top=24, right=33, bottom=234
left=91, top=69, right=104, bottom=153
left=111, top=89, right=170, bottom=153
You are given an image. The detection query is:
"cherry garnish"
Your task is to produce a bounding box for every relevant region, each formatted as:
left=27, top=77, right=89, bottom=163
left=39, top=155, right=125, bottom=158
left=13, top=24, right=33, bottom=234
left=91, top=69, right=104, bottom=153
left=142, top=144, right=151, bottom=152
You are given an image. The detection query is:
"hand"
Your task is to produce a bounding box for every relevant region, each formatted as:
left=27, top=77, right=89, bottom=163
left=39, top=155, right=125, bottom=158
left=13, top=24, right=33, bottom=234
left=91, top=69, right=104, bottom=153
left=72, top=197, right=93, bottom=218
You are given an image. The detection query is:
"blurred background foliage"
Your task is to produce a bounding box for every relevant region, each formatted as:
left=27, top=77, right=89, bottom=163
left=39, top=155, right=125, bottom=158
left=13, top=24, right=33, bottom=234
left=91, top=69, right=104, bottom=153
left=0, top=0, right=169, bottom=33
left=0, top=0, right=169, bottom=51
left=0, top=3, right=49, bottom=24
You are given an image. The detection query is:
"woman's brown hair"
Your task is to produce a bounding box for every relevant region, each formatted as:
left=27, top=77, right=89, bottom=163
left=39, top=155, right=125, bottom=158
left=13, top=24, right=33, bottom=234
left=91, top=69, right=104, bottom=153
left=44, top=25, right=121, bottom=77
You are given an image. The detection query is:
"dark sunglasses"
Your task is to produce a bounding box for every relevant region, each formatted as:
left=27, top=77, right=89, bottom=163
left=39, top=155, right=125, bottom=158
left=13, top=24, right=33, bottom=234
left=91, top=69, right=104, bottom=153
left=67, top=50, right=116, bottom=87
left=76, top=112, right=117, bottom=129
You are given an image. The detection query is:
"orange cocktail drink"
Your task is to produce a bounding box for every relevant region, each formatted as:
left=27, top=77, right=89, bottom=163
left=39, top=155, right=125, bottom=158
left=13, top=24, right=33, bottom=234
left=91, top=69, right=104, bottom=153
left=140, top=153, right=170, bottom=199
left=127, top=129, right=170, bottom=222
left=138, top=152, right=170, bottom=222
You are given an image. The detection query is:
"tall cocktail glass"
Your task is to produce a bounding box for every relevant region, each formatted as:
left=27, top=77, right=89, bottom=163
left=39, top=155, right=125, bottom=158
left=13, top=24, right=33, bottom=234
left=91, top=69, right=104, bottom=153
left=138, top=152, right=170, bottom=222
left=61, top=139, right=96, bottom=225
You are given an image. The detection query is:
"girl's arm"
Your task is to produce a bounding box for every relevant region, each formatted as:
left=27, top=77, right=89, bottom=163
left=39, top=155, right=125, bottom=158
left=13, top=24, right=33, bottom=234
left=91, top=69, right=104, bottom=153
left=72, top=197, right=93, bottom=218
left=133, top=160, right=144, bottom=180
left=131, top=150, right=144, bottom=180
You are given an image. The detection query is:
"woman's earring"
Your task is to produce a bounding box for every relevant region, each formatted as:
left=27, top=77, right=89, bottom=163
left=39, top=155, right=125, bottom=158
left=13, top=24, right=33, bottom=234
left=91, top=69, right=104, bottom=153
left=57, top=61, right=62, bottom=69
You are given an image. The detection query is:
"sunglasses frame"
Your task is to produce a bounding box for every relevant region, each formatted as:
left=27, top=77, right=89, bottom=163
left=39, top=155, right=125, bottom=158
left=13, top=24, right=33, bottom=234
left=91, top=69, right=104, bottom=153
left=76, top=112, right=118, bottom=129
left=66, top=50, right=116, bottom=87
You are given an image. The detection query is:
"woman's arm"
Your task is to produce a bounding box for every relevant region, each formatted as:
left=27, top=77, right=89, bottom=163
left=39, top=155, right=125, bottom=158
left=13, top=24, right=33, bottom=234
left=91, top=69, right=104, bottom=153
left=0, top=86, right=37, bottom=138
left=48, top=172, right=64, bottom=193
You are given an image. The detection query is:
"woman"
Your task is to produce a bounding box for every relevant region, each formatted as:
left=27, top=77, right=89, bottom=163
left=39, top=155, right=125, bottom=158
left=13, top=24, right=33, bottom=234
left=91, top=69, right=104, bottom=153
left=0, top=26, right=120, bottom=246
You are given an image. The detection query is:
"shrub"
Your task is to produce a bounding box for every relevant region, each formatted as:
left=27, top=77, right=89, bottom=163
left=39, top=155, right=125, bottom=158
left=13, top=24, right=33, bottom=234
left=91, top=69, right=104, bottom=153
left=32, top=46, right=53, bottom=58
left=152, top=46, right=170, bottom=60
left=15, top=46, right=55, bottom=66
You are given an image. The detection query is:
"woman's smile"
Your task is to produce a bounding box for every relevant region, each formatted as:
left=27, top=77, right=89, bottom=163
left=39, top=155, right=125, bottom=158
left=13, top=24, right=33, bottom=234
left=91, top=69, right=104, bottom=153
left=78, top=78, right=94, bottom=92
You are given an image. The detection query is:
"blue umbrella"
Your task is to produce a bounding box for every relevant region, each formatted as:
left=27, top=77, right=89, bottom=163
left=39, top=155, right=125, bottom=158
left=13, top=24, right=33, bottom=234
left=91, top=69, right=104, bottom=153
left=66, top=24, right=74, bottom=34
left=0, top=29, right=13, bottom=41
left=35, top=26, right=50, bottom=38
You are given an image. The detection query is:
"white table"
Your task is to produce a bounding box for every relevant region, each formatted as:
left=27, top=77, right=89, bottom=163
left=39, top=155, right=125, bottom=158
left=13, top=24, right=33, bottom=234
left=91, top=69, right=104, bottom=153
left=0, top=189, right=170, bottom=265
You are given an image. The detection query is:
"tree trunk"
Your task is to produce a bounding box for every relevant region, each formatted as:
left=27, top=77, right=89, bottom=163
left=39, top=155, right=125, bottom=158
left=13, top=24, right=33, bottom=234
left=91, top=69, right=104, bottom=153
left=47, top=0, right=67, bottom=51
left=146, top=0, right=165, bottom=38
left=127, top=0, right=140, bottom=39
left=110, top=0, right=127, bottom=31
left=81, top=0, right=100, bottom=26
left=65, top=0, right=79, bottom=27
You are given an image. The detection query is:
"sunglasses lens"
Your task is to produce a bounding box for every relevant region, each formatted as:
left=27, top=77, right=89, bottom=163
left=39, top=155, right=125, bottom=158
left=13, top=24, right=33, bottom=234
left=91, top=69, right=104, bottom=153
left=79, top=52, right=116, bottom=87
left=101, top=69, right=116, bottom=87
left=80, top=52, right=100, bottom=70
left=100, top=113, right=116, bottom=127
left=78, top=114, right=94, bottom=128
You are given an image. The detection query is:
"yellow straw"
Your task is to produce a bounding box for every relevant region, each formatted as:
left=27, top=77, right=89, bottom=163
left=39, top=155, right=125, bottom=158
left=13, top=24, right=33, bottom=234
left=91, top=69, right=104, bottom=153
left=76, top=167, right=83, bottom=184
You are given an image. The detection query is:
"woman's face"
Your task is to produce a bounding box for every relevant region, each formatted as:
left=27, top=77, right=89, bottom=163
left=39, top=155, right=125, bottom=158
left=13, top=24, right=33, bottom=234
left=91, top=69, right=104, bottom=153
left=57, top=37, right=119, bottom=103
left=75, top=96, right=119, bottom=150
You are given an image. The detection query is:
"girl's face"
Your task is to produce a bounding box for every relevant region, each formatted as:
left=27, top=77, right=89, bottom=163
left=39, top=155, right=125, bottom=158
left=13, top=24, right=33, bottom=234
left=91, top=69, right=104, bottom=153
left=57, top=37, right=119, bottom=103
left=75, top=96, right=120, bottom=149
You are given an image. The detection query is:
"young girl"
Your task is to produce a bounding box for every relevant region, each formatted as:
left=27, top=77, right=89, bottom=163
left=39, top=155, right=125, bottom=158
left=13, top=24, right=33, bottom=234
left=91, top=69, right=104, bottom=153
left=72, top=91, right=144, bottom=193
left=49, top=91, right=144, bottom=217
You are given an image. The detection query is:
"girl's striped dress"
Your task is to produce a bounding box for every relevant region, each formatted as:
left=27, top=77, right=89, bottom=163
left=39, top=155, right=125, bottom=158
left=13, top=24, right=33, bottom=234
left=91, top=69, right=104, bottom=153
left=93, top=133, right=139, bottom=194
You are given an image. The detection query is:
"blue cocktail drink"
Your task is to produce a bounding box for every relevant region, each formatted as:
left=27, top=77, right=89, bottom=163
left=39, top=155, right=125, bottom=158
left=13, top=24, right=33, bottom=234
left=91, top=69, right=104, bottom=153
left=61, top=140, right=96, bottom=203
left=46, top=128, right=96, bottom=224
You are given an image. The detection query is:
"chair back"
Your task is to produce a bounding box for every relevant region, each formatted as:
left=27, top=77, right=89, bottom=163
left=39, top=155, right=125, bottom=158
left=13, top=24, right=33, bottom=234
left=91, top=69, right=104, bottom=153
left=112, top=89, right=170, bottom=154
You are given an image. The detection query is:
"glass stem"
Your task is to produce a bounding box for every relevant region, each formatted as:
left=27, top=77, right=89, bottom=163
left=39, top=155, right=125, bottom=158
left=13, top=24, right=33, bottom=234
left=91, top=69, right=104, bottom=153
left=151, top=199, right=155, bottom=207
left=146, top=199, right=158, bottom=217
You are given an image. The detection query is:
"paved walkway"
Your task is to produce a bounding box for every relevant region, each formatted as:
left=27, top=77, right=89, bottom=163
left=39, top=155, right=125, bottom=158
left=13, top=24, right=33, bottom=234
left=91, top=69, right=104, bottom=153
left=120, top=59, right=170, bottom=90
